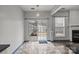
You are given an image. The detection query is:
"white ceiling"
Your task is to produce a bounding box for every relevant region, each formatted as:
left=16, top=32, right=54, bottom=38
left=53, top=5, right=79, bottom=13
left=20, top=5, right=79, bottom=16
left=61, top=5, right=79, bottom=10
left=20, top=5, right=79, bottom=12
left=20, top=5, right=55, bottom=11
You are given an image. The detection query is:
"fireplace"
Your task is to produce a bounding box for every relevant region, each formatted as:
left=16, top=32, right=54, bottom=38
left=72, top=30, right=79, bottom=43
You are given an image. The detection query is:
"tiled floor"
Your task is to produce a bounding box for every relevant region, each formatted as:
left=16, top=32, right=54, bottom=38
left=15, top=41, right=73, bottom=54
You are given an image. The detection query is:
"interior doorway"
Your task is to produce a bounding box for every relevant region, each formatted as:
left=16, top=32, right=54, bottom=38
left=37, top=19, right=48, bottom=43
left=27, top=18, right=48, bottom=42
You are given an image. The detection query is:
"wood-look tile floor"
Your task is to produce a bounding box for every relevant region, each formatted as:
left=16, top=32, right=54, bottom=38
left=15, top=41, right=73, bottom=54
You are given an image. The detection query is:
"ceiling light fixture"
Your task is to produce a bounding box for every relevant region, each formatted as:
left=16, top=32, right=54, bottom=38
left=36, top=12, right=40, bottom=17
left=36, top=5, right=39, bottom=7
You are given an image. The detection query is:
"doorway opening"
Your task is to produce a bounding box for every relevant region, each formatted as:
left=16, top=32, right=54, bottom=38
left=27, top=18, right=48, bottom=43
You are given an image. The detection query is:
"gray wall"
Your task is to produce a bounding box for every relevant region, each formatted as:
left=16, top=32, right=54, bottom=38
left=70, top=10, right=79, bottom=25
left=0, top=6, right=24, bottom=53
left=69, top=10, right=79, bottom=41
left=24, top=20, right=29, bottom=41
left=52, top=10, right=70, bottom=40
left=47, top=16, right=53, bottom=41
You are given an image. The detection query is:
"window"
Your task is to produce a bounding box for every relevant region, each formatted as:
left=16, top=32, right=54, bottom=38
left=55, top=17, right=65, bottom=37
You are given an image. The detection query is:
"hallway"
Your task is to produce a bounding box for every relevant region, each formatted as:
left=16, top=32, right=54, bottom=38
left=15, top=41, right=73, bottom=54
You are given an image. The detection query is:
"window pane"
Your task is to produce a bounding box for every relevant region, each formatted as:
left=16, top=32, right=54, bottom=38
left=55, top=17, right=65, bottom=37
left=55, top=17, right=65, bottom=27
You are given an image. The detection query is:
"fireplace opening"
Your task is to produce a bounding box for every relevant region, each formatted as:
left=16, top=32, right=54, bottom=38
left=72, top=30, right=79, bottom=43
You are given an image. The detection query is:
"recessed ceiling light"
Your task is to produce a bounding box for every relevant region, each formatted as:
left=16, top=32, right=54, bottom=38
left=36, top=5, right=39, bottom=7
left=31, top=8, right=35, bottom=10
left=62, top=8, right=65, bottom=9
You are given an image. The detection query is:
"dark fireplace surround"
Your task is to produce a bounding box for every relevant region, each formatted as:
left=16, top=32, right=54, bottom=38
left=72, top=30, right=79, bottom=43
